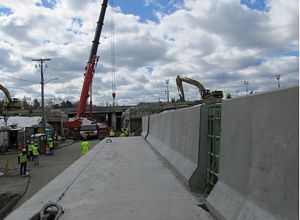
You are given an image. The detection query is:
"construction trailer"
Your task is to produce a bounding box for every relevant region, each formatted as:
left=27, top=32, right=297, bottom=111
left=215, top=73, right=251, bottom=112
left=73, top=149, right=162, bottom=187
left=8, top=127, right=25, bottom=151
left=0, top=128, right=9, bottom=152
left=0, top=116, right=57, bottom=152
left=0, top=127, right=25, bottom=152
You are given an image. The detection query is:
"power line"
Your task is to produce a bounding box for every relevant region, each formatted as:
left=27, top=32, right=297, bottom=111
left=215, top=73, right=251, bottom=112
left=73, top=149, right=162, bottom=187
left=0, top=73, right=38, bottom=83
left=32, top=58, right=51, bottom=131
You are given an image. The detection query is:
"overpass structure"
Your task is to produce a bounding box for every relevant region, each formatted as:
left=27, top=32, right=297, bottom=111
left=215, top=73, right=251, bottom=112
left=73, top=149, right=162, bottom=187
left=6, top=86, right=298, bottom=220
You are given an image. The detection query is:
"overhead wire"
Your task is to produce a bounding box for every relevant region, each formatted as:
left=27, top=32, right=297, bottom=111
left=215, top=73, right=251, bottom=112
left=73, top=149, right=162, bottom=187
left=0, top=73, right=38, bottom=83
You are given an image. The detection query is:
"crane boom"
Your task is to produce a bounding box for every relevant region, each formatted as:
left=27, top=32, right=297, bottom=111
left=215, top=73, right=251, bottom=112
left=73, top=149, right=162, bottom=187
left=76, top=0, right=108, bottom=118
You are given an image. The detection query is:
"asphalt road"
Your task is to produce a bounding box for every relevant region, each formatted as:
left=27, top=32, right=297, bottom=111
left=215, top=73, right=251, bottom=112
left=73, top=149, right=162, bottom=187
left=7, top=139, right=100, bottom=210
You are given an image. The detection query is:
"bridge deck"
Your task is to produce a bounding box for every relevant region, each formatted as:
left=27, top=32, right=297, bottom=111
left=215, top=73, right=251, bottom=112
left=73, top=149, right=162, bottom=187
left=6, top=137, right=209, bottom=220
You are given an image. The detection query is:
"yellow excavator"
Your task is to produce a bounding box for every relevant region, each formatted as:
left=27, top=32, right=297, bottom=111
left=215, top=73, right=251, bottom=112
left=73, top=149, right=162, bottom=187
left=176, top=75, right=223, bottom=101
left=0, top=84, right=23, bottom=109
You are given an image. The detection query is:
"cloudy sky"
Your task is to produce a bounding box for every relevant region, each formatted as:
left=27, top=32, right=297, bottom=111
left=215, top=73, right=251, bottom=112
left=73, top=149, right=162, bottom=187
left=0, top=0, right=298, bottom=105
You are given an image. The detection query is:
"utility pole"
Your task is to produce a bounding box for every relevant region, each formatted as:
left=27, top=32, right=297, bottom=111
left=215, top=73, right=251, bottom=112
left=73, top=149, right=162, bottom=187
left=276, top=74, right=281, bottom=88
left=32, top=58, right=51, bottom=132
left=165, top=79, right=170, bottom=102
left=244, top=81, right=249, bottom=93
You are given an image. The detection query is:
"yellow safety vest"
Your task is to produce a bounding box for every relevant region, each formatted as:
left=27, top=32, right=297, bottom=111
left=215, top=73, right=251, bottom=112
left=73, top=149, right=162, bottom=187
left=109, top=131, right=116, bottom=137
left=19, top=153, right=28, bottom=163
left=81, top=141, right=89, bottom=155
left=120, top=132, right=126, bottom=137
left=32, top=146, right=40, bottom=156
left=28, top=144, right=34, bottom=152
left=48, top=141, right=54, bottom=149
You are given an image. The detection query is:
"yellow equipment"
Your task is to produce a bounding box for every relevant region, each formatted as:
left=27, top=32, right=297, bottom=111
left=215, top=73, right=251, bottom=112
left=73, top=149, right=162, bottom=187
left=175, top=75, right=223, bottom=101
left=0, top=84, right=23, bottom=109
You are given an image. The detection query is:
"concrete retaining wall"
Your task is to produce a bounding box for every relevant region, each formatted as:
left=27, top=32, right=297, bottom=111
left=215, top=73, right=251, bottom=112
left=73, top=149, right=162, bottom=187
left=206, top=86, right=299, bottom=220
left=141, top=115, right=149, bottom=138
left=142, top=105, right=207, bottom=191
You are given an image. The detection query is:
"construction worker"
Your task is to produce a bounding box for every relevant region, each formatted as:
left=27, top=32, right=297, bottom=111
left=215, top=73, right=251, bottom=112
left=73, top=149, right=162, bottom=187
left=120, top=128, right=126, bottom=137
left=120, top=132, right=126, bottom=137
left=124, top=128, right=129, bottom=137
left=81, top=138, right=89, bottom=155
left=48, top=137, right=54, bottom=156
left=32, top=143, right=40, bottom=165
left=28, top=141, right=34, bottom=161
left=26, top=140, right=31, bottom=159
left=109, top=129, right=116, bottom=137
left=25, top=140, right=30, bottom=151
left=18, top=149, right=29, bottom=176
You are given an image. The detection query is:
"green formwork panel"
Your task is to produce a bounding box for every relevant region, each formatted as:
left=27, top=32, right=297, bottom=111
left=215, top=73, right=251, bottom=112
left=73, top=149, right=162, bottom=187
left=204, top=104, right=221, bottom=196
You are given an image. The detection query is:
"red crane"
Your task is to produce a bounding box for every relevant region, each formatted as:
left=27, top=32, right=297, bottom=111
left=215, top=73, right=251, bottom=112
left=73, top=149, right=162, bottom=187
left=77, top=0, right=108, bottom=118
left=63, top=0, right=108, bottom=138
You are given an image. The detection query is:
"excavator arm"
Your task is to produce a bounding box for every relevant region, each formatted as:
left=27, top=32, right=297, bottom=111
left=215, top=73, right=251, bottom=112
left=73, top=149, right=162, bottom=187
left=0, top=84, right=23, bottom=109
left=176, top=75, right=223, bottom=101
left=0, top=84, right=12, bottom=103
left=176, top=76, right=185, bottom=101
left=176, top=75, right=207, bottom=101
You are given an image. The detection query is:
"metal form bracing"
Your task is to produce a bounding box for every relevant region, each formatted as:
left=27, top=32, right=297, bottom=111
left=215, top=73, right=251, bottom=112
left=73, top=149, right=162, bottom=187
left=204, top=104, right=221, bottom=195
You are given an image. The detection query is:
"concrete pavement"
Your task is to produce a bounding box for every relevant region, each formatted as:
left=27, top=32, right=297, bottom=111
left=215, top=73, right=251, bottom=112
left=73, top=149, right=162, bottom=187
left=6, top=137, right=212, bottom=220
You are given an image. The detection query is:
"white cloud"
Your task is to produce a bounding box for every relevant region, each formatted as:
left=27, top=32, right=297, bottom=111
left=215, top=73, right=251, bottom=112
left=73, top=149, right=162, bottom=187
left=0, top=0, right=298, bottom=106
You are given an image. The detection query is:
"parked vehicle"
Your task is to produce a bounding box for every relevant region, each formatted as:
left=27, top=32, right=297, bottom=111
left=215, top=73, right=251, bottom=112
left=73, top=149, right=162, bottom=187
left=80, top=124, right=98, bottom=139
